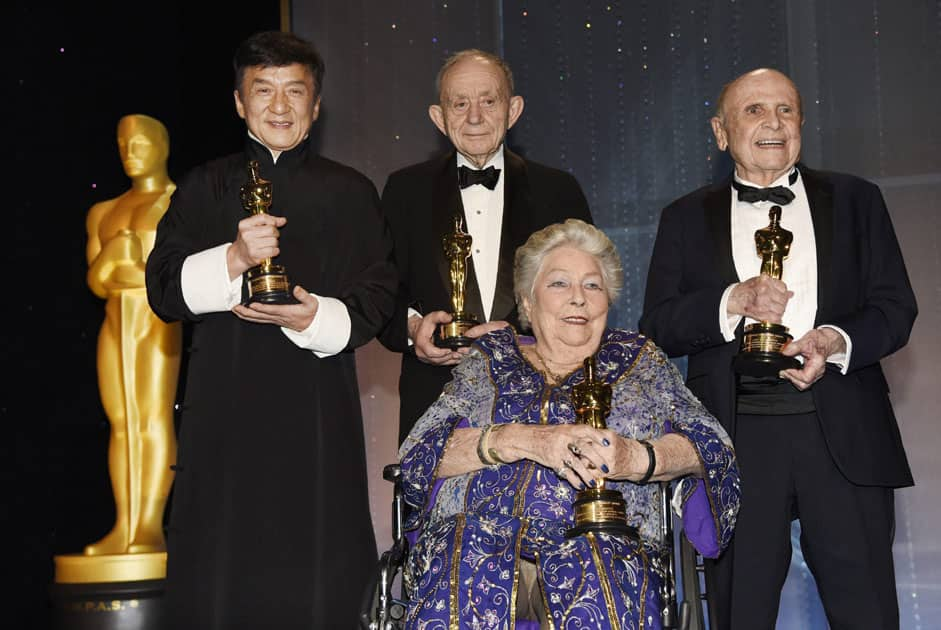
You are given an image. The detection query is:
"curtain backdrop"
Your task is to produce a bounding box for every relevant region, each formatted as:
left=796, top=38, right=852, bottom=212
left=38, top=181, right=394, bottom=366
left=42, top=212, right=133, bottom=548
left=293, top=2, right=941, bottom=627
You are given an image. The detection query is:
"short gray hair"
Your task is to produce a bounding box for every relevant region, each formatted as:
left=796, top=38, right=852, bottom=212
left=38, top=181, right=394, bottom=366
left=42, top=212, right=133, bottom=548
left=513, top=219, right=623, bottom=330
left=435, top=49, right=515, bottom=101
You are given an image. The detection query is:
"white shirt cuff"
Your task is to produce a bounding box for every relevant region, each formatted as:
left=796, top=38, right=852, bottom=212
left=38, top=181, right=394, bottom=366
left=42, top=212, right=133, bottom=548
left=281, top=295, right=351, bottom=358
left=181, top=243, right=243, bottom=314
left=719, top=284, right=743, bottom=342
left=406, top=307, right=422, bottom=347
left=818, top=324, right=852, bottom=374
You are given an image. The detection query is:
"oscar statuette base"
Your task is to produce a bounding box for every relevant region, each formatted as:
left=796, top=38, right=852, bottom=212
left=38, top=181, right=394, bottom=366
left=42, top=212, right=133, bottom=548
left=734, top=321, right=801, bottom=377
left=434, top=315, right=480, bottom=349
left=565, top=487, right=638, bottom=539
left=243, top=264, right=298, bottom=305
left=51, top=554, right=167, bottom=630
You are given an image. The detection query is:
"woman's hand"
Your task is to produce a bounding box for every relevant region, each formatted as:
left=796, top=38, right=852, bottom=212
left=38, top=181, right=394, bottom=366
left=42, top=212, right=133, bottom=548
left=562, top=430, right=705, bottom=485
left=598, top=431, right=653, bottom=482
left=601, top=431, right=705, bottom=483
left=555, top=429, right=647, bottom=487
left=496, top=424, right=614, bottom=489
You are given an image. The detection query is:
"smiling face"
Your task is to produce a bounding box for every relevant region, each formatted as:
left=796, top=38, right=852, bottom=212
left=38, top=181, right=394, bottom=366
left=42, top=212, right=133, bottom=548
left=711, top=69, right=803, bottom=186
left=522, top=245, right=609, bottom=357
left=428, top=55, right=524, bottom=168
left=234, top=63, right=320, bottom=157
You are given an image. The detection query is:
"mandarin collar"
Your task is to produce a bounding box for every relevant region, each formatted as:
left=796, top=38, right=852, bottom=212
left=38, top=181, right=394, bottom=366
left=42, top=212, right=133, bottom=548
left=244, top=132, right=312, bottom=169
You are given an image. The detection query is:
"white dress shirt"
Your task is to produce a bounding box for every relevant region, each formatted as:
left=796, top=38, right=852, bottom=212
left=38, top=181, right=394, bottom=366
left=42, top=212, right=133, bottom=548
left=457, top=150, right=505, bottom=320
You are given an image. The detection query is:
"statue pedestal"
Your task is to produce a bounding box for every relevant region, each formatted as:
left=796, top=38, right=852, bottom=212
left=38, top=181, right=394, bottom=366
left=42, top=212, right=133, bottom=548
left=50, top=553, right=167, bottom=630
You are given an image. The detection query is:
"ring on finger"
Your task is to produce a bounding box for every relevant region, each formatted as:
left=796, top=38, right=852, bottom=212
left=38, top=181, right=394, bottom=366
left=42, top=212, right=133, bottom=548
left=567, top=442, right=581, bottom=456
left=563, top=458, right=574, bottom=470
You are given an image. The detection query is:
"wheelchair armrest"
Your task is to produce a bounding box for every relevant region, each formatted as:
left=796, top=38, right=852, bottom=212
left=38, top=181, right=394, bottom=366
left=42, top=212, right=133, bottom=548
left=383, top=463, right=401, bottom=483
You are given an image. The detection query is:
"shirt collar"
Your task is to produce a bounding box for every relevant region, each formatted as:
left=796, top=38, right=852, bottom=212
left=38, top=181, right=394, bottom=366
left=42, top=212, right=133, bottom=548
left=456, top=145, right=505, bottom=172
left=734, top=166, right=799, bottom=189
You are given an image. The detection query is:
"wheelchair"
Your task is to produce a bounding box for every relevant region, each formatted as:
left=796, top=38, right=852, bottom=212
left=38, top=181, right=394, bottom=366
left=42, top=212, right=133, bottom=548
left=360, top=463, right=716, bottom=630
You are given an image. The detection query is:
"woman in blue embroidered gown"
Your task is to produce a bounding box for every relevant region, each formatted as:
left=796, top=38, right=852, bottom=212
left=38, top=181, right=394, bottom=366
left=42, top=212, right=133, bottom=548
left=398, top=219, right=740, bottom=629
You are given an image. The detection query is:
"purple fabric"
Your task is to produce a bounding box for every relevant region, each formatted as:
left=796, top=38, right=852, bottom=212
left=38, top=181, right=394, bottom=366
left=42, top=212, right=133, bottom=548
left=681, top=479, right=721, bottom=558
left=405, top=417, right=470, bottom=548
left=404, top=526, right=420, bottom=548
left=663, top=418, right=721, bottom=558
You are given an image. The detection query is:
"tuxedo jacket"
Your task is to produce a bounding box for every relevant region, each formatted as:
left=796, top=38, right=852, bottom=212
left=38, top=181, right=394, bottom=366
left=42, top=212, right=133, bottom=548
left=379, top=148, right=592, bottom=444
left=639, top=165, right=916, bottom=488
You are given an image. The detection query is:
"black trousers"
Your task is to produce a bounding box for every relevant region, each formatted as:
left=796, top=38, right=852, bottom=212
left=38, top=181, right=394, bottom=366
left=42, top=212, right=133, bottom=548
left=706, top=411, right=899, bottom=630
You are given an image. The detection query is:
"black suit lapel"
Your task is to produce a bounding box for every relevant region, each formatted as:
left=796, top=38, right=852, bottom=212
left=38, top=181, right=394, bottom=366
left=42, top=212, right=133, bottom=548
left=490, top=149, right=527, bottom=321
left=705, top=177, right=739, bottom=285
left=432, top=152, right=486, bottom=322
left=799, top=165, right=834, bottom=322
left=431, top=153, right=460, bottom=299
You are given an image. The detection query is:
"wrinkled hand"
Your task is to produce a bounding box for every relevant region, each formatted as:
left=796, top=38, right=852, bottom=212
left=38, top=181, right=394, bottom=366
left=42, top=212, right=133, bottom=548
left=727, top=275, right=793, bottom=323
left=232, top=285, right=318, bottom=331
left=227, top=214, right=288, bottom=278
left=465, top=320, right=510, bottom=339
left=601, top=431, right=654, bottom=482
left=409, top=315, right=511, bottom=366
left=409, top=311, right=464, bottom=365
left=780, top=327, right=845, bottom=390
left=519, top=424, right=617, bottom=489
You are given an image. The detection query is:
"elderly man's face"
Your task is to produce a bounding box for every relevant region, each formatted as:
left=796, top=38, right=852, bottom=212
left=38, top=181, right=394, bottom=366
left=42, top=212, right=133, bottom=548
left=234, top=63, right=320, bottom=157
left=429, top=56, right=524, bottom=168
left=523, top=246, right=609, bottom=354
left=711, top=69, right=803, bottom=186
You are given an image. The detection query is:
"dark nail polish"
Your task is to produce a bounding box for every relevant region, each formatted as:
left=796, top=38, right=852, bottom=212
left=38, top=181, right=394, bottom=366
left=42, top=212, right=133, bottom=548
left=602, top=438, right=611, bottom=446
left=601, top=464, right=609, bottom=473
left=589, top=479, right=596, bottom=487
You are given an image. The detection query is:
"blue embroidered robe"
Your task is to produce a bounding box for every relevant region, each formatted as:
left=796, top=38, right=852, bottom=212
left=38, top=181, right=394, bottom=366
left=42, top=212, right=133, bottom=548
left=399, top=328, right=740, bottom=629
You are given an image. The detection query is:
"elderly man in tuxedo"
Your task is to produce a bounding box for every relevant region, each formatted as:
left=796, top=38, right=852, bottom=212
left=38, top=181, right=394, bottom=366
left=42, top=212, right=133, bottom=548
left=380, top=49, right=593, bottom=444
left=640, top=67, right=917, bottom=629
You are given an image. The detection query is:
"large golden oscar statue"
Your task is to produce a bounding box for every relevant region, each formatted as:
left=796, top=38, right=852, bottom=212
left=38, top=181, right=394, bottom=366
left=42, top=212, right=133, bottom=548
left=55, top=114, right=181, bottom=585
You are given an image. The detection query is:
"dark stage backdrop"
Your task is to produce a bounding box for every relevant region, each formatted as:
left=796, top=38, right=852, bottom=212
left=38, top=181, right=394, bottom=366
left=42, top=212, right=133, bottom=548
left=294, top=1, right=941, bottom=628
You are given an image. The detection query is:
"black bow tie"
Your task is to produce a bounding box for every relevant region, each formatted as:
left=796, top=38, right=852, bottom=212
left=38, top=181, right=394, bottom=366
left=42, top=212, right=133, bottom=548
left=458, top=165, right=501, bottom=190
left=732, top=170, right=798, bottom=205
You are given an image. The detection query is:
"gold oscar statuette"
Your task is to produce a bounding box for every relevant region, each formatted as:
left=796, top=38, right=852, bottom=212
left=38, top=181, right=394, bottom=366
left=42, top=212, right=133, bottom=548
left=55, top=113, right=181, bottom=585
left=566, top=356, right=636, bottom=539
left=240, top=160, right=296, bottom=304
left=733, top=205, right=802, bottom=376
left=435, top=214, right=480, bottom=348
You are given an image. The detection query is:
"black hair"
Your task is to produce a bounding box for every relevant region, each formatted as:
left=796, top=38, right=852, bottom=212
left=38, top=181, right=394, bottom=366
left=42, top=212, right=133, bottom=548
left=233, top=30, right=325, bottom=96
